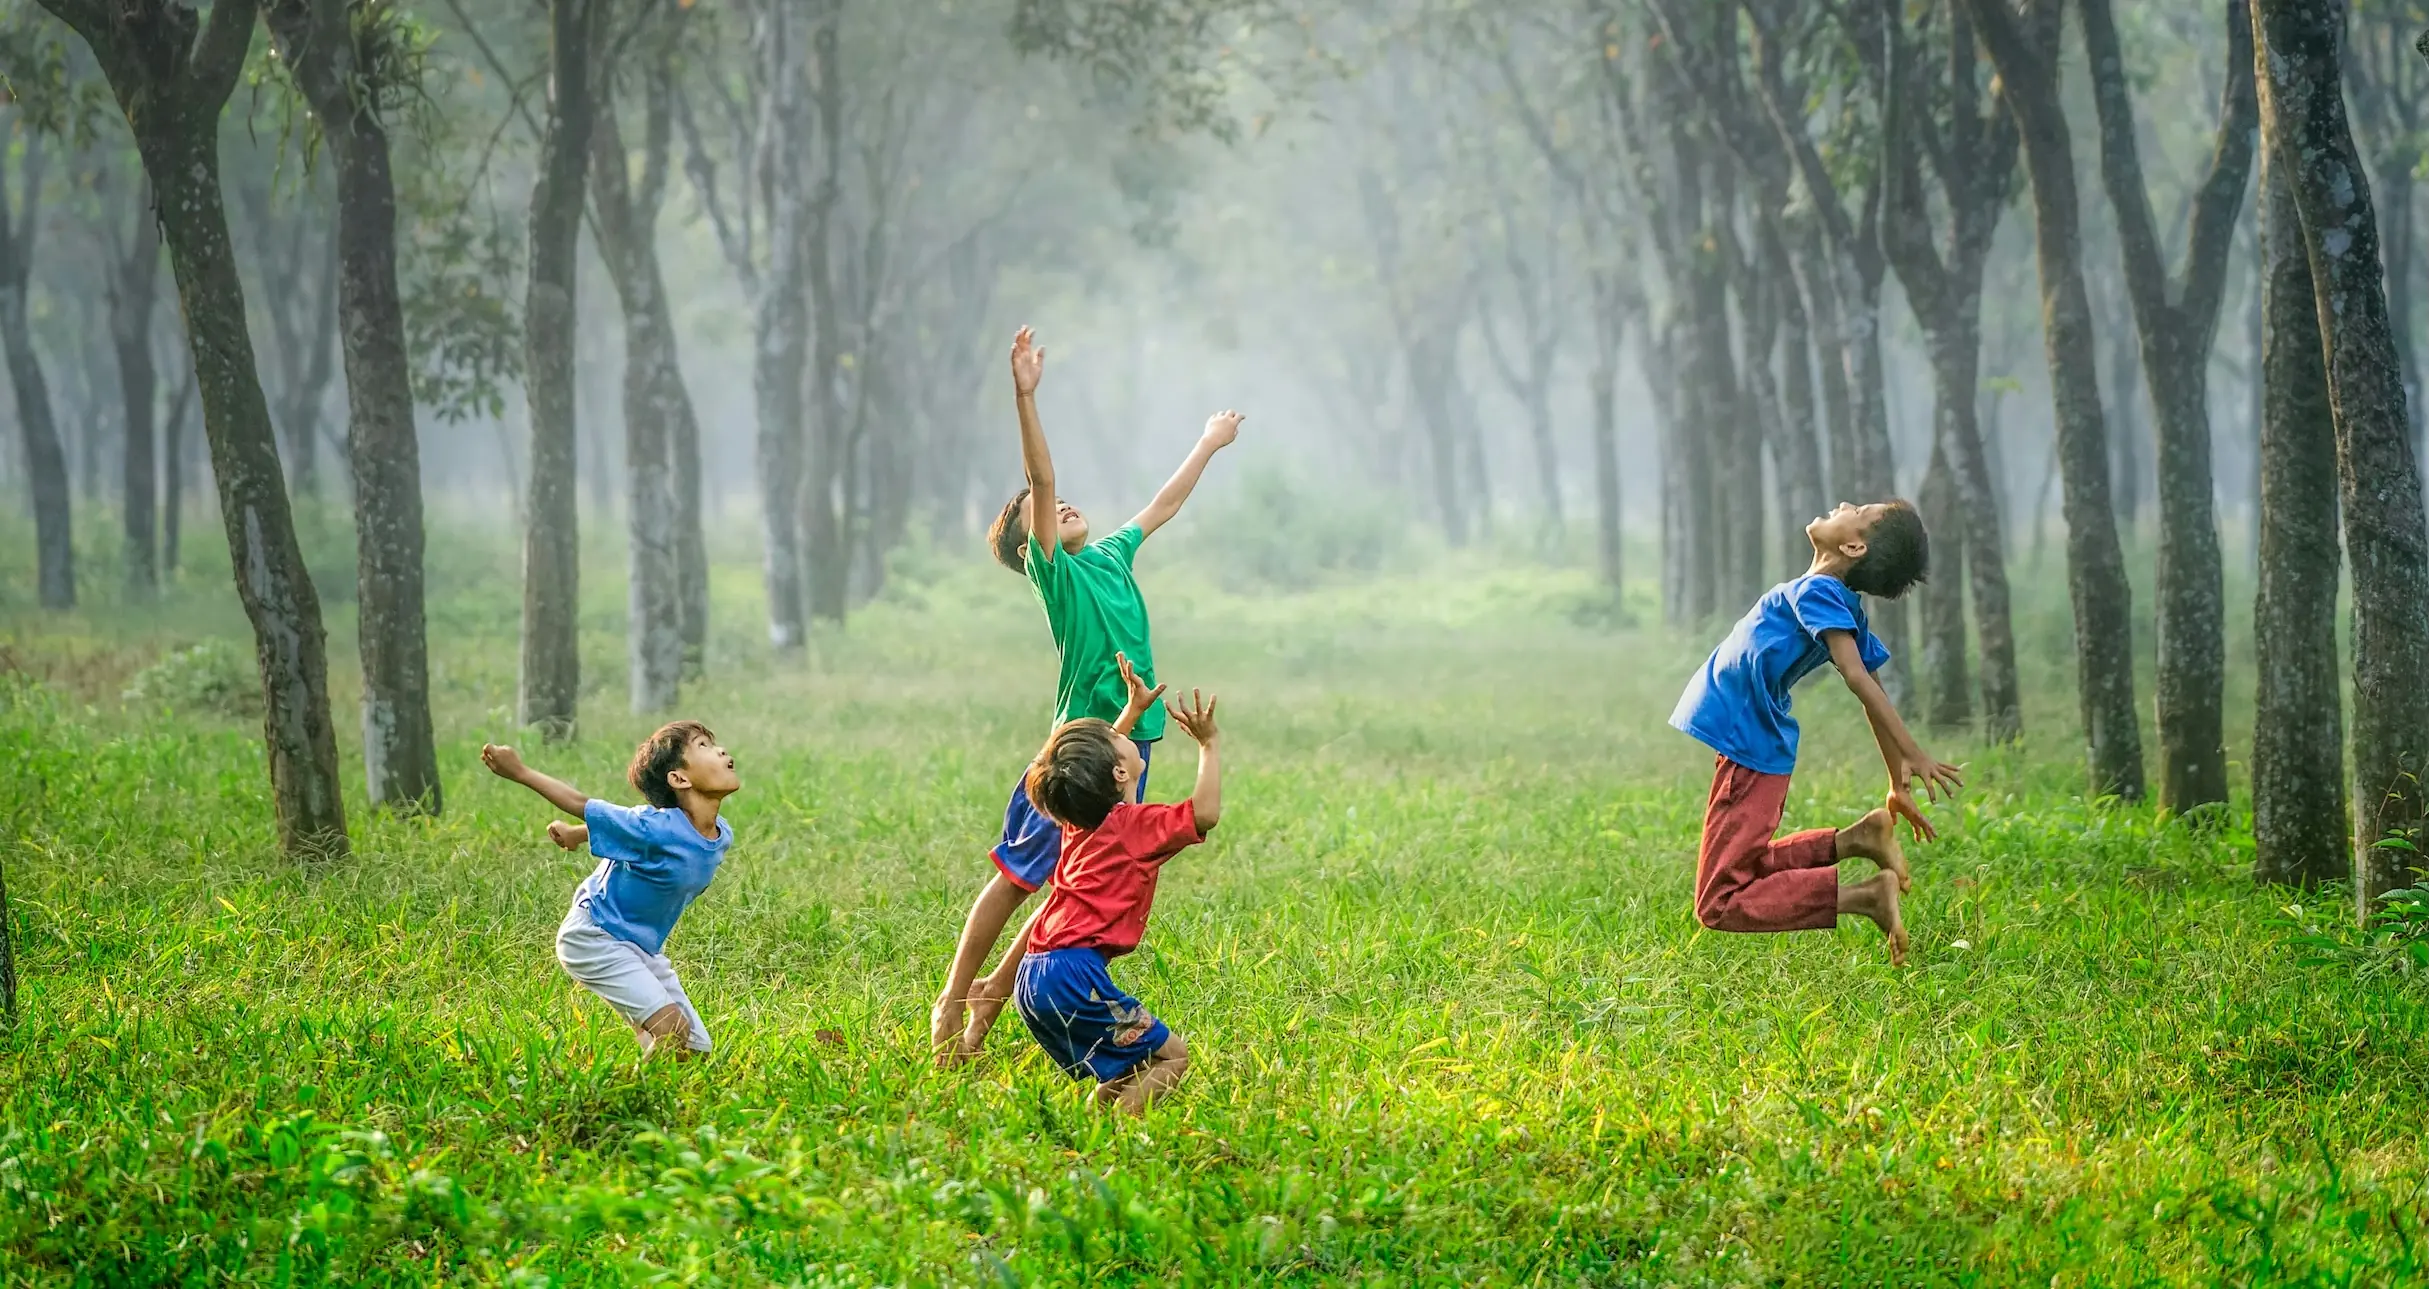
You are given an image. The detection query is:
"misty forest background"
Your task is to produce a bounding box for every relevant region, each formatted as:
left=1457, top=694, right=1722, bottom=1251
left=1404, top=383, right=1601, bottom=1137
left=2, top=0, right=2429, bottom=1281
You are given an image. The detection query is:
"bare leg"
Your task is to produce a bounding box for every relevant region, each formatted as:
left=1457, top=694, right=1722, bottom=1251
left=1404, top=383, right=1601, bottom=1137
left=1096, top=1033, right=1191, bottom=1115
left=1838, top=871, right=1908, bottom=966
left=932, top=872, right=1031, bottom=1062
left=1836, top=807, right=1909, bottom=890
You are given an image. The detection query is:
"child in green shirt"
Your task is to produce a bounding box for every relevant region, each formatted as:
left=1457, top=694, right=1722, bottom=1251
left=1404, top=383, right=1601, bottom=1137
left=929, top=325, right=1242, bottom=1062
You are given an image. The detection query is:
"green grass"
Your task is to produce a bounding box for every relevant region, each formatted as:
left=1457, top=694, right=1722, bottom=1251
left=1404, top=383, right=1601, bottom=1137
left=1, top=520, right=2423, bottom=1285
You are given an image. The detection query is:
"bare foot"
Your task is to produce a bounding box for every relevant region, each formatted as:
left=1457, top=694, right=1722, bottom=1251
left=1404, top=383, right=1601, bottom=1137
left=929, top=995, right=966, bottom=1067
left=1837, top=807, right=1910, bottom=891
left=1839, top=870, right=1909, bottom=966
left=959, top=975, right=1012, bottom=1060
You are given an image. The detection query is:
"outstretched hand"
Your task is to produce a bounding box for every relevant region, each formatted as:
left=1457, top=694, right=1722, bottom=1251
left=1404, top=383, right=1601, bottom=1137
left=1116, top=651, right=1166, bottom=716
left=1201, top=409, right=1244, bottom=449
left=547, top=820, right=586, bottom=851
left=1901, top=751, right=1965, bottom=803
left=480, top=743, right=527, bottom=782
left=1886, top=786, right=1938, bottom=843
left=1010, top=326, right=1045, bottom=397
left=1166, top=689, right=1220, bottom=744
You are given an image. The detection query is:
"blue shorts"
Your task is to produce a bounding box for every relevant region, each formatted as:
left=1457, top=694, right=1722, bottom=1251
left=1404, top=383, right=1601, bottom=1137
left=990, top=738, right=1153, bottom=891
left=1015, top=947, right=1171, bottom=1083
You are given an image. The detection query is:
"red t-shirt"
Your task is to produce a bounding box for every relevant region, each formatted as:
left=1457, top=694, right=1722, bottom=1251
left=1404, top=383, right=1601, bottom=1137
left=1027, top=801, right=1206, bottom=957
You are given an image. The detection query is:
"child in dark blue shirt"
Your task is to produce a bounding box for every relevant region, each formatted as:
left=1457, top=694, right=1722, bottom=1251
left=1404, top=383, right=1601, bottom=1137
left=1669, top=501, right=1963, bottom=964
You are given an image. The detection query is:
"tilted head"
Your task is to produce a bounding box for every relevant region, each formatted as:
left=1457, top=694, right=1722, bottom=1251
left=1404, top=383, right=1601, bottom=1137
left=1024, top=717, right=1144, bottom=830
left=1807, top=500, right=1929, bottom=599
left=629, top=720, right=740, bottom=810
left=987, top=486, right=1092, bottom=573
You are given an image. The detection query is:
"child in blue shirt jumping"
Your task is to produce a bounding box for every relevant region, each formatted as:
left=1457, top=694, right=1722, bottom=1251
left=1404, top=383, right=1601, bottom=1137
left=1669, top=501, right=1963, bottom=965
left=482, top=722, right=739, bottom=1058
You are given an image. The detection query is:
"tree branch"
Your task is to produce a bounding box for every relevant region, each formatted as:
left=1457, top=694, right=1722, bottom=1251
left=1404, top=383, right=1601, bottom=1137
left=2078, top=0, right=2178, bottom=331
left=191, top=0, right=263, bottom=112
left=2174, top=0, right=2257, bottom=338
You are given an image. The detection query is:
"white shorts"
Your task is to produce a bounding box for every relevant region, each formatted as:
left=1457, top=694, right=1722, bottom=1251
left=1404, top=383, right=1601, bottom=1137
left=555, top=902, right=711, bottom=1053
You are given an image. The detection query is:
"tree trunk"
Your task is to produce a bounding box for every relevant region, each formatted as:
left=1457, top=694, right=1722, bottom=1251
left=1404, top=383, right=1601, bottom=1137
left=1917, top=438, right=1971, bottom=730
left=1770, top=231, right=1828, bottom=572
left=268, top=0, right=444, bottom=814
left=1962, top=0, right=2146, bottom=800
left=109, top=193, right=161, bottom=598
left=589, top=92, right=683, bottom=713
left=0, top=134, right=72, bottom=610
left=163, top=365, right=193, bottom=575
left=2252, top=0, right=2429, bottom=918
left=1793, top=226, right=1853, bottom=507
left=0, top=850, right=14, bottom=1027
left=1589, top=268, right=1631, bottom=596
left=2252, top=130, right=2347, bottom=887
left=2081, top=0, right=2251, bottom=815
left=518, top=0, right=599, bottom=741
left=798, top=0, right=850, bottom=626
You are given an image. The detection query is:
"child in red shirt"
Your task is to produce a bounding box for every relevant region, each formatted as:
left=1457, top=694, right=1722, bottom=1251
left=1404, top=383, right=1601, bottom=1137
left=1009, top=685, right=1223, bottom=1113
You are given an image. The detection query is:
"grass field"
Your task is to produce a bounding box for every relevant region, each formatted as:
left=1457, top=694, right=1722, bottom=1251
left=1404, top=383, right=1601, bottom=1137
left=1, top=520, right=2424, bottom=1285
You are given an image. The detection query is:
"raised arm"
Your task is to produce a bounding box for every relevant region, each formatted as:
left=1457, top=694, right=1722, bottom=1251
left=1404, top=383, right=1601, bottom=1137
left=1165, top=690, right=1223, bottom=833
left=1011, top=327, right=1059, bottom=566
left=1825, top=632, right=1963, bottom=838
left=481, top=743, right=591, bottom=818
left=1129, top=410, right=1243, bottom=538
left=1110, top=653, right=1167, bottom=739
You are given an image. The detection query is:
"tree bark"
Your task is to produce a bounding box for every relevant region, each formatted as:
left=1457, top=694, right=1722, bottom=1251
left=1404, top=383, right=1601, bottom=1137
left=267, top=0, right=443, bottom=814
left=1588, top=270, right=1629, bottom=595
left=43, top=0, right=352, bottom=856
left=799, top=0, right=851, bottom=625
left=2251, top=128, right=2347, bottom=887
left=589, top=74, right=684, bottom=713
left=163, top=364, right=193, bottom=575
left=0, top=133, right=72, bottom=610
left=1875, top=0, right=2023, bottom=741
left=1916, top=438, right=1972, bottom=729
left=1961, top=0, right=2146, bottom=799
left=518, top=0, right=600, bottom=741
left=107, top=185, right=161, bottom=598
left=1769, top=227, right=1828, bottom=572
left=2080, top=0, right=2253, bottom=815
left=2254, top=0, right=2429, bottom=919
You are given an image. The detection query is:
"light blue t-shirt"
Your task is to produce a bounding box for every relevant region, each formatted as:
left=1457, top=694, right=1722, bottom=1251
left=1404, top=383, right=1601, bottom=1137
left=572, top=800, right=732, bottom=956
left=1669, top=574, right=1891, bottom=775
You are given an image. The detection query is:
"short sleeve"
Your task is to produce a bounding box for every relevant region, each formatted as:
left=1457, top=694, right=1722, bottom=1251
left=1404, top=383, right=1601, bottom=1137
left=1790, top=577, right=1889, bottom=673
left=1094, top=524, right=1144, bottom=569
left=1024, top=533, right=1065, bottom=596
left=1135, top=800, right=1205, bottom=864
left=583, top=800, right=656, bottom=862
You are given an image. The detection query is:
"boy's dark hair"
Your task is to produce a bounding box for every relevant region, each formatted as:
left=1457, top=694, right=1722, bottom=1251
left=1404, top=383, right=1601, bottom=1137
left=629, top=720, right=714, bottom=810
left=1846, top=500, right=1930, bottom=599
left=988, top=488, right=1031, bottom=573
left=1025, top=718, right=1125, bottom=830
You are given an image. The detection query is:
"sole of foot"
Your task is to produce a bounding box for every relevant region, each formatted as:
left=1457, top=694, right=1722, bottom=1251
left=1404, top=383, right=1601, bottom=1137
left=1844, top=807, right=1910, bottom=892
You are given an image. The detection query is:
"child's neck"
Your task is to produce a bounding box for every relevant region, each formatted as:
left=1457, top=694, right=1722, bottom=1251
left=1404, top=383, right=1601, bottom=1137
left=673, top=791, right=725, bottom=839
left=1806, top=548, right=1857, bottom=582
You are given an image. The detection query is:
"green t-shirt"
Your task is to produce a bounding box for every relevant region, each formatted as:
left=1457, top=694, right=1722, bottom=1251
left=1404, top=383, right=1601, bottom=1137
left=1027, top=524, right=1164, bottom=742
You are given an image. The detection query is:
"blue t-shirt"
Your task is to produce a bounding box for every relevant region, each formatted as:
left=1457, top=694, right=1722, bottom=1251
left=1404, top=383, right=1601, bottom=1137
left=1669, top=574, right=1891, bottom=775
left=572, top=800, right=732, bottom=956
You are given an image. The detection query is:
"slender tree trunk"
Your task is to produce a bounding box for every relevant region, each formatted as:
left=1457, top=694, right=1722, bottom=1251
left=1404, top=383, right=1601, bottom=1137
left=2252, top=133, right=2347, bottom=887
left=268, top=0, right=443, bottom=813
left=589, top=97, right=682, bottom=713
left=1771, top=234, right=1828, bottom=571
left=0, top=137, right=72, bottom=610
left=153, top=126, right=351, bottom=855
left=0, top=851, right=14, bottom=1027
left=2081, top=0, right=2251, bottom=815
left=2253, top=0, right=2429, bottom=917
left=798, top=0, right=850, bottom=625
left=1917, top=438, right=1971, bottom=730
left=1682, top=246, right=1729, bottom=621
left=518, top=0, right=599, bottom=741
left=1962, top=0, right=2147, bottom=799
left=1589, top=270, right=1629, bottom=596
left=1408, top=326, right=1471, bottom=548
left=109, top=195, right=161, bottom=597
left=1794, top=227, right=1853, bottom=508
left=1732, top=245, right=1784, bottom=599
left=163, top=365, right=192, bottom=575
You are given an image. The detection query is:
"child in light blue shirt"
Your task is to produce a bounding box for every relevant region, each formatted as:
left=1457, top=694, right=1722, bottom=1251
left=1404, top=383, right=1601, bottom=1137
left=482, top=721, right=739, bottom=1058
